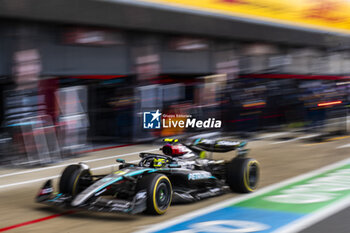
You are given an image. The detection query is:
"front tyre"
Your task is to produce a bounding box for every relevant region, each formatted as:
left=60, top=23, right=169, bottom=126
left=138, top=173, right=172, bottom=215
left=59, top=164, right=92, bottom=196
left=226, top=158, right=260, bottom=193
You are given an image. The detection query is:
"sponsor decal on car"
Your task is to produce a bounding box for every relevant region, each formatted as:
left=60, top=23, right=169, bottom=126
left=39, top=187, right=53, bottom=195
left=188, top=172, right=212, bottom=180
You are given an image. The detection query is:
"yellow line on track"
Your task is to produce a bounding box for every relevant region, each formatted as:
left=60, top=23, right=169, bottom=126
left=303, top=135, right=350, bottom=146
left=303, top=142, right=326, bottom=147
left=325, top=135, right=350, bottom=142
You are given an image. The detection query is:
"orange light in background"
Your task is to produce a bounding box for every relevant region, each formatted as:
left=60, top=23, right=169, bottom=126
left=243, top=101, right=266, bottom=108
left=317, top=100, right=342, bottom=107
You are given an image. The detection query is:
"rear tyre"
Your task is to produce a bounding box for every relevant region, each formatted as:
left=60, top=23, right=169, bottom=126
left=59, top=164, right=92, bottom=196
left=137, top=173, right=172, bottom=215
left=226, top=158, right=259, bottom=193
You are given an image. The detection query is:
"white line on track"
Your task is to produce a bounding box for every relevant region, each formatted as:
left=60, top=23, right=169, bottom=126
left=337, top=143, right=350, bottom=149
left=137, top=157, right=350, bottom=233
left=0, top=148, right=157, bottom=179
left=255, top=132, right=290, bottom=140
left=270, top=134, right=319, bottom=144
left=0, top=159, right=140, bottom=189
left=0, top=175, right=60, bottom=189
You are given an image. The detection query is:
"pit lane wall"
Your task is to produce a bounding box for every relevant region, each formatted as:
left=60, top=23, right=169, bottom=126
left=139, top=0, right=350, bottom=35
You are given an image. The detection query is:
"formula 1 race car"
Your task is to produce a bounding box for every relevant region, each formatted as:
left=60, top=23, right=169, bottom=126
left=36, top=138, right=260, bottom=215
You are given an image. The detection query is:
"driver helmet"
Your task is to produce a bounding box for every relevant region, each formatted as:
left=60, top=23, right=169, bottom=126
left=153, top=158, right=166, bottom=168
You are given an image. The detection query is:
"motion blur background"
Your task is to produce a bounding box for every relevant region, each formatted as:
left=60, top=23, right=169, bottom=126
left=1, top=0, right=350, bottom=166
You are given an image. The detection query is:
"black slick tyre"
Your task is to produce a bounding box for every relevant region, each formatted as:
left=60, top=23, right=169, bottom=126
left=226, top=158, right=260, bottom=193
left=137, top=173, right=172, bottom=215
left=59, top=164, right=92, bottom=196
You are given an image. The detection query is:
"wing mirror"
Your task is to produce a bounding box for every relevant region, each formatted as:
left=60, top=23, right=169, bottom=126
left=239, top=141, right=247, bottom=148
left=116, top=158, right=125, bottom=164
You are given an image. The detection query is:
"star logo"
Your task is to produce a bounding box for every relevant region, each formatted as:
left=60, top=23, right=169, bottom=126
left=143, top=110, right=162, bottom=129
left=150, top=109, right=162, bottom=122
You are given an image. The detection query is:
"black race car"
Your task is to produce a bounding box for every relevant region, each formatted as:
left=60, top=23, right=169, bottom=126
left=36, top=138, right=260, bottom=215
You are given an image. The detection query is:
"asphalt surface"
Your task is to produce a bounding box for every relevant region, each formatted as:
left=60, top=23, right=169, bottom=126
left=0, top=132, right=349, bottom=233
left=300, top=207, right=350, bottom=233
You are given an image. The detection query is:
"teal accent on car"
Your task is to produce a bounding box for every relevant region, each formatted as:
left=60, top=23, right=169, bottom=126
left=96, top=168, right=158, bottom=192
left=48, top=193, right=62, bottom=202
left=194, top=138, right=201, bottom=145
left=239, top=141, right=247, bottom=148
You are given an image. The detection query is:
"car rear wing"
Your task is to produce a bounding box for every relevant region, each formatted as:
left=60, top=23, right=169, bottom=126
left=162, top=137, right=247, bottom=154
left=191, top=139, right=247, bottom=153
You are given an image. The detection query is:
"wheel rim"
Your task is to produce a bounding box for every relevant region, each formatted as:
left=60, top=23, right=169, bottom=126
left=156, top=182, right=171, bottom=210
left=248, top=163, right=258, bottom=189
left=76, top=171, right=92, bottom=194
